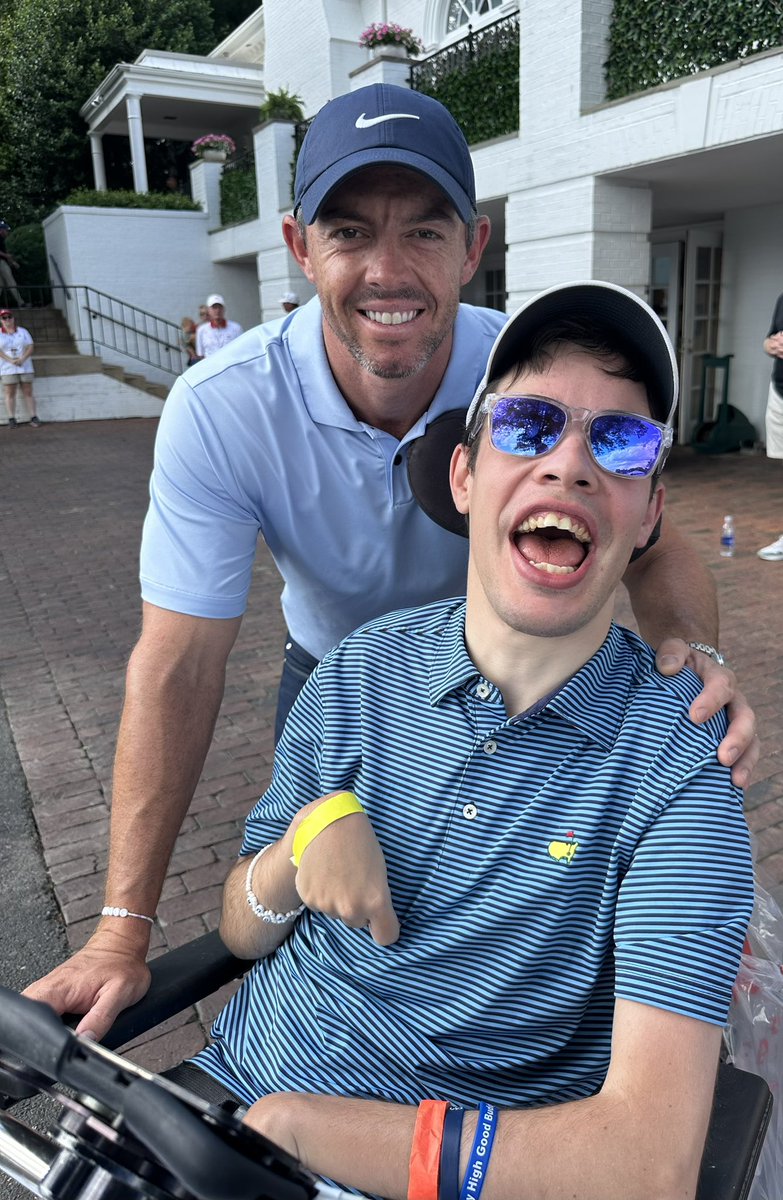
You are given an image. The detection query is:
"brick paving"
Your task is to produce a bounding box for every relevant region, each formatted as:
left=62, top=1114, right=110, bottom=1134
left=0, top=419, right=782, bottom=1071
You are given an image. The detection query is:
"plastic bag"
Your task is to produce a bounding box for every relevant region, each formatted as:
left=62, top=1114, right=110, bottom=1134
left=725, top=864, right=783, bottom=1199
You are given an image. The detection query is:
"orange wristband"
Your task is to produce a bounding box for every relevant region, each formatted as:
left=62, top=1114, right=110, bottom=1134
left=408, top=1099, right=450, bottom=1200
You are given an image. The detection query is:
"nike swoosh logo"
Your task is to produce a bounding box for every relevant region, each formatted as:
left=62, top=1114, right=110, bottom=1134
left=355, top=112, right=421, bottom=129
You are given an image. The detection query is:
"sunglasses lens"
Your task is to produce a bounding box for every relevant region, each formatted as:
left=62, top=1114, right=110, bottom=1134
left=589, top=413, right=663, bottom=477
left=490, top=397, right=566, bottom=457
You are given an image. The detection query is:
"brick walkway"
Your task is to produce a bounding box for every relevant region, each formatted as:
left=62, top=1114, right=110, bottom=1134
left=1, top=419, right=782, bottom=1070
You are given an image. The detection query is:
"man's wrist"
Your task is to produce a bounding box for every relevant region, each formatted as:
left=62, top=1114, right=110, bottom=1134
left=95, top=911, right=154, bottom=951
left=687, top=641, right=726, bottom=668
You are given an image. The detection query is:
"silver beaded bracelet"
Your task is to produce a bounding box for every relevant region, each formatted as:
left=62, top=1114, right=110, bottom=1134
left=245, top=844, right=306, bottom=925
left=101, top=905, right=154, bottom=924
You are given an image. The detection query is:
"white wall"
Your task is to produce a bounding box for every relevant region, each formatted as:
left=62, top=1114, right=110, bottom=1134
left=43, top=205, right=262, bottom=353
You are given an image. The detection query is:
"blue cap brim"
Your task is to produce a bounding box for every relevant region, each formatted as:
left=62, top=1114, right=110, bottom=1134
left=297, top=147, right=475, bottom=224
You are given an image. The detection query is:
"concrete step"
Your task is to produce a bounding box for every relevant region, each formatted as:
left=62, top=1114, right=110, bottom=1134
left=22, top=309, right=172, bottom=398
left=102, top=363, right=170, bottom=400
left=35, top=354, right=103, bottom=377
left=31, top=341, right=77, bottom=355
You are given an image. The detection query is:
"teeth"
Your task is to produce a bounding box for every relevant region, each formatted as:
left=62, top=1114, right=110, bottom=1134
left=365, top=310, right=417, bottom=325
left=516, top=512, right=590, bottom=543
left=529, top=561, right=576, bottom=575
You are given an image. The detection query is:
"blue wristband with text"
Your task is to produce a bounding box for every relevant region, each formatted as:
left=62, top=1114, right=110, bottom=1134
left=438, top=1108, right=465, bottom=1200
left=458, top=1102, right=498, bottom=1200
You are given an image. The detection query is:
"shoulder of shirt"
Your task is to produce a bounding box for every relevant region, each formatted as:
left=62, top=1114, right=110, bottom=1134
left=613, top=625, right=728, bottom=744
left=170, top=313, right=296, bottom=395
left=457, top=302, right=506, bottom=337
left=319, top=597, right=464, bottom=669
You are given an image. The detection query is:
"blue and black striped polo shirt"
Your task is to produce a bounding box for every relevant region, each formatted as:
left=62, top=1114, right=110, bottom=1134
left=196, top=599, right=753, bottom=1110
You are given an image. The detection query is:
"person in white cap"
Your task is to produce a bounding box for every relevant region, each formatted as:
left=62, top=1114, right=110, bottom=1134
left=186, top=286, right=750, bottom=1199
left=25, top=84, right=757, bottom=1044
left=280, top=291, right=300, bottom=313
left=195, top=294, right=243, bottom=358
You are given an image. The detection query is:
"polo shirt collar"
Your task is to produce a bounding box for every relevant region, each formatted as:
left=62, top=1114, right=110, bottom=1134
left=288, top=299, right=478, bottom=438
left=429, top=610, right=633, bottom=751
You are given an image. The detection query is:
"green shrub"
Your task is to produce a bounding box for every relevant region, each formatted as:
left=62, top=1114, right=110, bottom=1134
left=63, top=188, right=202, bottom=211
left=220, top=167, right=258, bottom=225
left=6, top=222, right=48, bottom=284
left=606, top=0, right=783, bottom=99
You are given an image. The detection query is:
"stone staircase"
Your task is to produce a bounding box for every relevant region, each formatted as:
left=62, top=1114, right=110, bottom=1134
left=22, top=306, right=169, bottom=400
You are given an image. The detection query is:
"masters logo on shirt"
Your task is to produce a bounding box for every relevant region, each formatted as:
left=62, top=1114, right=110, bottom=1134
left=548, top=832, right=579, bottom=865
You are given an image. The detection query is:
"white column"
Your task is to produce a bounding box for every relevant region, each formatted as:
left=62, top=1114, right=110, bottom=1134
left=189, top=159, right=224, bottom=230
left=89, top=133, right=107, bottom=191
left=253, top=120, right=312, bottom=322
left=349, top=55, right=412, bottom=89
left=126, top=94, right=148, bottom=193
left=505, top=177, right=652, bottom=309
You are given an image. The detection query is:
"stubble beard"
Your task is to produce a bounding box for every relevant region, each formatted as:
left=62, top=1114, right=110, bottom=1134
left=322, top=294, right=458, bottom=380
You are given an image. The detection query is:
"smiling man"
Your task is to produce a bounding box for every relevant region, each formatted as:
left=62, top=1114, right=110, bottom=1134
left=25, top=84, right=758, bottom=1042
left=194, top=283, right=753, bottom=1200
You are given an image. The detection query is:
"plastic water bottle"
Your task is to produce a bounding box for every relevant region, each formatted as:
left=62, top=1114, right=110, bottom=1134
left=720, top=515, right=735, bottom=558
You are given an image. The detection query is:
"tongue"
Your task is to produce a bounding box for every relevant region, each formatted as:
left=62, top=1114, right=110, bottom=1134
left=516, top=531, right=586, bottom=569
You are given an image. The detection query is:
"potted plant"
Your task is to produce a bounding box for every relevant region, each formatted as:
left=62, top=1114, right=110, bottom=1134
left=258, top=87, right=305, bottom=125
left=191, top=133, right=237, bottom=163
left=359, top=21, right=424, bottom=58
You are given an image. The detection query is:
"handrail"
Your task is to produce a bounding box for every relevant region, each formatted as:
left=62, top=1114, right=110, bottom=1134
left=83, top=305, right=179, bottom=354
left=223, top=149, right=255, bottom=174
left=22, top=282, right=183, bottom=379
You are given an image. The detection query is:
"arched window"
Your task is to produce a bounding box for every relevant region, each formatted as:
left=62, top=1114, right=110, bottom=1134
left=445, top=0, right=507, bottom=34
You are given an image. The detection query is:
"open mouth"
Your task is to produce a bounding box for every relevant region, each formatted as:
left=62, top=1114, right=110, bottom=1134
left=513, top=512, right=591, bottom=575
left=362, top=309, right=419, bottom=325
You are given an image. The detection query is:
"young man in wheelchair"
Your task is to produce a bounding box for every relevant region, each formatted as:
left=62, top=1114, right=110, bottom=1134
left=178, top=283, right=755, bottom=1200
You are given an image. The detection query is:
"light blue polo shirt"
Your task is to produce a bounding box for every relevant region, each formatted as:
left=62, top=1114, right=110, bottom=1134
left=140, top=298, right=504, bottom=658
left=195, top=600, right=753, bottom=1111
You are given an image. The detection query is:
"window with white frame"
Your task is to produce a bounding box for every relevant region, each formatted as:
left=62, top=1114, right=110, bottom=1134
left=446, top=0, right=508, bottom=34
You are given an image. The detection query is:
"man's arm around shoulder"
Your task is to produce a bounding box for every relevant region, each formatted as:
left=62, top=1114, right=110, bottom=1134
left=622, top=516, right=758, bottom=787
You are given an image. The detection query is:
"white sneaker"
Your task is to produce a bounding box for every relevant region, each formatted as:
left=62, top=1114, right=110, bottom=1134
left=757, top=534, right=783, bottom=560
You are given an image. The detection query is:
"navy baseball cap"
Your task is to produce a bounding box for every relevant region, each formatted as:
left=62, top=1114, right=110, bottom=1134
left=294, top=83, right=476, bottom=224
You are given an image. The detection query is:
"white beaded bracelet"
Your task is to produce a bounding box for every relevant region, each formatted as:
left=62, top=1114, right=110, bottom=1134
left=245, top=844, right=306, bottom=925
left=101, top=905, right=154, bottom=924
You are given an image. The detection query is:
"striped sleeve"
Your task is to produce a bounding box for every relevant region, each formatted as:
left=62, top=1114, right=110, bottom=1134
left=613, top=757, right=754, bottom=1025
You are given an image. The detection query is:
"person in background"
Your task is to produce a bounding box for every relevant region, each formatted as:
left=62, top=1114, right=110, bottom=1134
left=757, top=291, right=783, bottom=560
left=179, top=317, right=200, bottom=369
left=0, top=308, right=39, bottom=427
left=280, top=291, right=300, bottom=313
left=0, top=222, right=25, bottom=308
left=195, top=294, right=243, bottom=358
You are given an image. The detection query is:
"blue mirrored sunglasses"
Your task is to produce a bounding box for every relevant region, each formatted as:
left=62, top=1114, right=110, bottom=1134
left=480, top=394, right=673, bottom=479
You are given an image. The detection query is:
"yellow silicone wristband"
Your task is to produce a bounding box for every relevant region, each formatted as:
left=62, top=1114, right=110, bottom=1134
left=291, top=791, right=365, bottom=867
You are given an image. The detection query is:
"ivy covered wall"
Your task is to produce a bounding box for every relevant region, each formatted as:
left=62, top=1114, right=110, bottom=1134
left=411, top=13, right=519, bottom=146
left=606, top=0, right=783, bottom=100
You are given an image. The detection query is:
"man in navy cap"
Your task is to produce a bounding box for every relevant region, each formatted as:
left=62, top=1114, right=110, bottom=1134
left=25, top=84, right=757, bottom=1040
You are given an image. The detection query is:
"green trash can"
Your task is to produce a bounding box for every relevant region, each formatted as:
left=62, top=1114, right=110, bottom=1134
left=691, top=353, right=756, bottom=454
